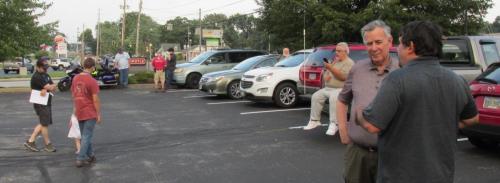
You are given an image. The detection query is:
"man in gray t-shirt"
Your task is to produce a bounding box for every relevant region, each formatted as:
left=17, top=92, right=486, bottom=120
left=357, top=21, right=479, bottom=183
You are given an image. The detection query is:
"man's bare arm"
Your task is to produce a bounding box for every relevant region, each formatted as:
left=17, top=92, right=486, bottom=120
left=459, top=114, right=479, bottom=128
left=336, top=100, right=351, bottom=144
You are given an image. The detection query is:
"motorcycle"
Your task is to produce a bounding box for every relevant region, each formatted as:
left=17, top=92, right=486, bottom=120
left=57, top=57, right=119, bottom=92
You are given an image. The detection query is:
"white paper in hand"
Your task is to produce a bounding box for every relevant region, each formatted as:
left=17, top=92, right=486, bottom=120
left=29, top=90, right=49, bottom=105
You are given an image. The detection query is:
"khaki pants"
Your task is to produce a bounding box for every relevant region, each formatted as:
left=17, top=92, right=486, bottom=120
left=310, top=87, right=342, bottom=124
left=344, top=144, right=378, bottom=183
left=154, top=70, right=165, bottom=89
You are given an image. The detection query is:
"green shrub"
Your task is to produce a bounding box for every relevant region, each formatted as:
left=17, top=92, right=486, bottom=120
left=129, top=71, right=154, bottom=84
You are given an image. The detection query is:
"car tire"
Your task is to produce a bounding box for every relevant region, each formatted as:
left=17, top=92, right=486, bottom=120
left=57, top=80, right=71, bottom=92
left=4, top=70, right=8, bottom=74
left=227, top=80, right=243, bottom=99
left=469, top=137, right=499, bottom=149
left=186, top=73, right=202, bottom=89
left=273, top=82, right=298, bottom=108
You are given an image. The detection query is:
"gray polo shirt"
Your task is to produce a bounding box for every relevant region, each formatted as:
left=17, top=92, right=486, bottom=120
left=362, top=57, right=478, bottom=183
left=337, top=58, right=399, bottom=147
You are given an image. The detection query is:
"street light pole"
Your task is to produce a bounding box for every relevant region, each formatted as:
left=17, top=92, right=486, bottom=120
left=135, top=0, right=143, bottom=56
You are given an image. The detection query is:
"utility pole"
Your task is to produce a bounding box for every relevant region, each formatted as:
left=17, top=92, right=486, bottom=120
left=96, top=8, right=101, bottom=57
left=135, top=0, right=143, bottom=56
left=121, top=0, right=127, bottom=48
left=82, top=24, right=85, bottom=58
left=199, top=8, right=202, bottom=53
left=187, top=24, right=190, bottom=61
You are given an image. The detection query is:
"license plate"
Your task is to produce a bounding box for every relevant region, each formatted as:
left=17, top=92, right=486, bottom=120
left=309, top=73, right=316, bottom=80
left=483, top=96, right=500, bottom=109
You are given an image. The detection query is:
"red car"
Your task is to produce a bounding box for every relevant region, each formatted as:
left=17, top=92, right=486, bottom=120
left=462, top=63, right=500, bottom=149
left=297, top=44, right=398, bottom=96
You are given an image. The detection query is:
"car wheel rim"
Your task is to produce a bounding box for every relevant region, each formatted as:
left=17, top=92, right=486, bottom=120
left=230, top=83, right=241, bottom=98
left=279, top=87, right=295, bottom=105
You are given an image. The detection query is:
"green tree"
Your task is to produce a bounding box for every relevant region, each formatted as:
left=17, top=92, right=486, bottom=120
left=122, top=12, right=161, bottom=56
left=98, top=21, right=121, bottom=55
left=0, top=0, right=55, bottom=61
left=79, top=29, right=96, bottom=55
left=492, top=16, right=500, bottom=33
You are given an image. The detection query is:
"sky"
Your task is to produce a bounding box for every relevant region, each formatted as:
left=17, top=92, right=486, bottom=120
left=38, top=0, right=500, bottom=42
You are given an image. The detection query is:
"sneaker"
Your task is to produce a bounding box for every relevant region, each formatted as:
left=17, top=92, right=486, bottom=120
left=75, top=160, right=90, bottom=168
left=43, top=143, right=57, bottom=152
left=303, top=120, right=322, bottom=130
left=88, top=156, right=96, bottom=163
left=325, top=123, right=338, bottom=136
left=23, top=141, right=40, bottom=152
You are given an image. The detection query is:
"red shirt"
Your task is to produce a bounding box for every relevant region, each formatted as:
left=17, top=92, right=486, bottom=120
left=71, top=73, right=100, bottom=121
left=152, top=56, right=166, bottom=70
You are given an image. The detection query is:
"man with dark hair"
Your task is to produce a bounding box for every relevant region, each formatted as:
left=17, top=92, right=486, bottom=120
left=71, top=57, right=101, bottom=167
left=165, top=47, right=176, bottom=89
left=356, top=21, right=479, bottom=183
left=24, top=57, right=57, bottom=152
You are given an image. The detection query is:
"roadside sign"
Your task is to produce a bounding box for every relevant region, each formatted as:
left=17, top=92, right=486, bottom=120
left=129, top=57, right=146, bottom=65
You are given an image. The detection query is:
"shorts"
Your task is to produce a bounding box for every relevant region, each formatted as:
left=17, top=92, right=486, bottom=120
left=154, top=70, right=165, bottom=85
left=34, top=104, right=52, bottom=126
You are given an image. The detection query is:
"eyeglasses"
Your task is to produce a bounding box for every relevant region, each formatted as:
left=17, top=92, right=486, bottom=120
left=335, top=50, right=346, bottom=53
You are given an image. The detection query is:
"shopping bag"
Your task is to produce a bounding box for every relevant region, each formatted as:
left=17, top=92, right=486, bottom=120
left=67, top=114, right=81, bottom=139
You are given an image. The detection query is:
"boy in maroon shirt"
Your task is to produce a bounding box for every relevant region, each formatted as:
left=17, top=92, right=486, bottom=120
left=151, top=52, right=167, bottom=91
left=71, top=57, right=101, bottom=167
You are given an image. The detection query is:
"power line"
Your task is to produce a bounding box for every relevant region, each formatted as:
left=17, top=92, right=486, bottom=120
left=201, top=0, right=248, bottom=14
left=142, top=0, right=202, bottom=11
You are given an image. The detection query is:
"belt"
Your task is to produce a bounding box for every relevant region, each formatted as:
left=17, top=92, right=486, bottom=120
left=354, top=143, right=377, bottom=152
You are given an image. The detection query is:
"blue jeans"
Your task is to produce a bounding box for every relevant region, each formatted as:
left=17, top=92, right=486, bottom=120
left=77, top=119, right=96, bottom=161
left=119, top=68, right=129, bottom=87
left=165, top=69, right=174, bottom=88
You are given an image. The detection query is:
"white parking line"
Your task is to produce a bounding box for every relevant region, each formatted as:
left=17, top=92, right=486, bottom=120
left=183, top=95, right=217, bottom=98
left=207, top=101, right=252, bottom=105
left=166, top=89, right=199, bottom=93
left=457, top=138, right=469, bottom=142
left=288, top=124, right=329, bottom=130
left=240, top=108, right=310, bottom=115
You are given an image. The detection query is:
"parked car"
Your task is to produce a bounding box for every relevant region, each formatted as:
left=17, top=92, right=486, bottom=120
left=50, top=58, right=71, bottom=71
left=462, top=63, right=500, bottom=149
left=240, top=49, right=313, bottom=107
left=2, top=57, right=34, bottom=74
left=199, top=54, right=279, bottom=99
left=174, top=49, right=267, bottom=89
left=297, top=44, right=398, bottom=96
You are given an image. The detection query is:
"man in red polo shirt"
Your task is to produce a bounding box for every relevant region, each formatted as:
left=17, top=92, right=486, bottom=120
left=151, top=52, right=167, bottom=91
left=71, top=57, right=101, bottom=167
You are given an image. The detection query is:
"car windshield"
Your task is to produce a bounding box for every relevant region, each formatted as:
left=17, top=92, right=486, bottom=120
left=478, top=65, right=500, bottom=84
left=232, top=56, right=264, bottom=71
left=188, top=52, right=214, bottom=63
left=274, top=53, right=309, bottom=67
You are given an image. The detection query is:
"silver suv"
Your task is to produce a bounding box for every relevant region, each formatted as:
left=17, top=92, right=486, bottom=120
left=174, top=49, right=266, bottom=88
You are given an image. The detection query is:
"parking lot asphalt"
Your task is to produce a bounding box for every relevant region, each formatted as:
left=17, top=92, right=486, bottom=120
left=0, top=87, right=499, bottom=183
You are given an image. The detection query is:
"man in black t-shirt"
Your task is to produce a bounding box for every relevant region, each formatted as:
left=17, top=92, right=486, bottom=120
left=24, top=57, right=57, bottom=152
left=356, top=21, right=479, bottom=183
left=165, top=47, right=176, bottom=89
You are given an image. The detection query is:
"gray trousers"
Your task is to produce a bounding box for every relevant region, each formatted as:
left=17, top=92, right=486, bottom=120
left=309, top=87, right=342, bottom=124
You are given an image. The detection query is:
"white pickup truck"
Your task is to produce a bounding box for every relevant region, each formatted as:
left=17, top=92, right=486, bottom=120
left=442, top=36, right=500, bottom=81
left=50, top=58, right=71, bottom=71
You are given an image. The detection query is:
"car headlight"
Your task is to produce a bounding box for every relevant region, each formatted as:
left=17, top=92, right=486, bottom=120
left=174, top=68, right=185, bottom=73
left=256, top=73, right=273, bottom=82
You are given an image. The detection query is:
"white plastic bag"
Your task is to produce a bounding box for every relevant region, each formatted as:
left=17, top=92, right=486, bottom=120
left=67, top=114, right=81, bottom=139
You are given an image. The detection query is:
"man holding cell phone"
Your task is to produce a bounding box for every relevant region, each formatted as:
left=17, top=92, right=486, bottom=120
left=303, top=42, right=354, bottom=136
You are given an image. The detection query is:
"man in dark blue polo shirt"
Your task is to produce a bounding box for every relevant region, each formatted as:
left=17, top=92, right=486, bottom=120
left=356, top=21, right=479, bottom=183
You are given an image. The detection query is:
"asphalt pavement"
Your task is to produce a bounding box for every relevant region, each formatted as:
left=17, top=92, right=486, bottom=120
left=0, top=87, right=499, bottom=183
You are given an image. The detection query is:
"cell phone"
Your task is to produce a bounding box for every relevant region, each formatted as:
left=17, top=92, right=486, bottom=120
left=323, top=58, right=329, bottom=63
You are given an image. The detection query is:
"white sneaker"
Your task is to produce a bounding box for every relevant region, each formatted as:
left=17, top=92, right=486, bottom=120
left=303, top=120, right=322, bottom=130
left=325, top=123, right=338, bottom=136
